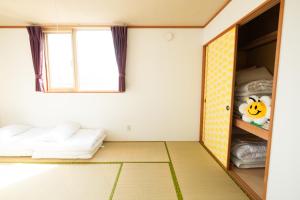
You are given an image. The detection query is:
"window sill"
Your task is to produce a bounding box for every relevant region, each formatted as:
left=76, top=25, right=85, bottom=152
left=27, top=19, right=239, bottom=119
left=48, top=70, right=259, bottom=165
left=45, top=90, right=122, bottom=93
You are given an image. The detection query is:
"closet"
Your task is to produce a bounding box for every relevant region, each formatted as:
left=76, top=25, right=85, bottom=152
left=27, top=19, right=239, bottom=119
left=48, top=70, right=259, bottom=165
left=200, top=1, right=283, bottom=200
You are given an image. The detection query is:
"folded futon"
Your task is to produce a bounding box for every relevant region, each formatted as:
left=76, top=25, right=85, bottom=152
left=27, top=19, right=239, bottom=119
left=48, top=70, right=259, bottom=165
left=231, top=133, right=267, bottom=168
left=0, top=123, right=106, bottom=159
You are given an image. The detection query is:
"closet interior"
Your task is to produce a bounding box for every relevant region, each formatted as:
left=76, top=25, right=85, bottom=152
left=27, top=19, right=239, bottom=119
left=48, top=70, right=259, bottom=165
left=229, top=3, right=280, bottom=200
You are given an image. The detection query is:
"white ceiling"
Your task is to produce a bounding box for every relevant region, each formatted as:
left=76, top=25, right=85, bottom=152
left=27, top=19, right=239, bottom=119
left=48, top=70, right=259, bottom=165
left=0, top=0, right=229, bottom=26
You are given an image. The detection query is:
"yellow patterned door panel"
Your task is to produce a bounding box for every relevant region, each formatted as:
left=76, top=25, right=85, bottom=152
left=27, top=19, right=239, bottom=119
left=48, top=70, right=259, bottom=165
left=202, top=27, right=237, bottom=168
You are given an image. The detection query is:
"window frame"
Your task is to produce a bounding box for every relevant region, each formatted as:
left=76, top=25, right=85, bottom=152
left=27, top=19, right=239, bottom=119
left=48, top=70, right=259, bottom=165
left=43, top=27, right=120, bottom=93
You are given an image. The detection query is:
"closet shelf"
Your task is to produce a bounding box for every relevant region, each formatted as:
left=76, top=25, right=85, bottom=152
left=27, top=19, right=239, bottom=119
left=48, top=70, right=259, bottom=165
left=233, top=118, right=270, bottom=140
left=240, top=31, right=278, bottom=50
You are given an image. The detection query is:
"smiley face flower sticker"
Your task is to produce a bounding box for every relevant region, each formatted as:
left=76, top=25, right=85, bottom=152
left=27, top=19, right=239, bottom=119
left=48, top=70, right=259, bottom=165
left=239, top=95, right=271, bottom=126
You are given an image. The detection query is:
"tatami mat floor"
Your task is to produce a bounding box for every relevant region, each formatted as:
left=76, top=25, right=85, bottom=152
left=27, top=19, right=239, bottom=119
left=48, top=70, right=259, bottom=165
left=113, top=163, right=177, bottom=200
left=0, top=142, right=249, bottom=200
left=0, top=142, right=169, bottom=163
left=0, top=163, right=120, bottom=200
left=167, top=142, right=249, bottom=200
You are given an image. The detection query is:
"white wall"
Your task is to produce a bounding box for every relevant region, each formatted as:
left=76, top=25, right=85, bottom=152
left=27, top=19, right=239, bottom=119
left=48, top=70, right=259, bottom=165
left=203, top=0, right=300, bottom=199
left=0, top=28, right=203, bottom=141
left=267, top=0, right=300, bottom=199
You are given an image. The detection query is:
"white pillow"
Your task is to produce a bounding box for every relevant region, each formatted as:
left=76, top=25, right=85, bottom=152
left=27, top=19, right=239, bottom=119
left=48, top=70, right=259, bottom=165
left=236, top=67, right=273, bottom=85
left=0, top=124, right=32, bottom=138
left=41, top=122, right=80, bottom=142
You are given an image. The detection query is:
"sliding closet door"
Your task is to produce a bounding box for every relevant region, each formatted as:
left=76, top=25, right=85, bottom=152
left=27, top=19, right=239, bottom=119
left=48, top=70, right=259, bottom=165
left=202, top=26, right=237, bottom=168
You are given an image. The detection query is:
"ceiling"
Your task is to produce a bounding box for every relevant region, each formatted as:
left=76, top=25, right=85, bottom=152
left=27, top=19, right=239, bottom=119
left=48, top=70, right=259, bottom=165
left=0, top=0, right=229, bottom=26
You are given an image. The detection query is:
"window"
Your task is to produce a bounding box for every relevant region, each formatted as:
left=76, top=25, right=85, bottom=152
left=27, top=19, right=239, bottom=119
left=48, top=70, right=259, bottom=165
left=47, top=33, right=74, bottom=89
left=45, top=28, right=119, bottom=92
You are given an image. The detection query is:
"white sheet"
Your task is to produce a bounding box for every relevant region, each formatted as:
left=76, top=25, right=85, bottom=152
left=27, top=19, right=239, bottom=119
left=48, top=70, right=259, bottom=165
left=0, top=128, right=106, bottom=159
left=0, top=128, right=50, bottom=156
left=32, top=135, right=104, bottom=159
left=33, top=129, right=105, bottom=152
left=0, top=124, right=33, bottom=138
left=40, top=122, right=81, bottom=142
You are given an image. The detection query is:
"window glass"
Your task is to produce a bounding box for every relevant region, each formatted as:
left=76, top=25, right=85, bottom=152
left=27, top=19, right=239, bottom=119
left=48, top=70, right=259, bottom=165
left=76, top=30, right=118, bottom=91
left=47, top=33, right=74, bottom=89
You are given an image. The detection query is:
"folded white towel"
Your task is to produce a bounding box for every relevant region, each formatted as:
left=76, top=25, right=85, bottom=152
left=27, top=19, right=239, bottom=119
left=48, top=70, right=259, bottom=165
left=231, top=155, right=265, bottom=168
left=235, top=79, right=273, bottom=97
left=231, top=135, right=267, bottom=160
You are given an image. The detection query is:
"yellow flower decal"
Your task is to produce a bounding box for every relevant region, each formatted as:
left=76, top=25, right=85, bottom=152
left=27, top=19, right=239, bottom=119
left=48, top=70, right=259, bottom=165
left=239, top=96, right=271, bottom=126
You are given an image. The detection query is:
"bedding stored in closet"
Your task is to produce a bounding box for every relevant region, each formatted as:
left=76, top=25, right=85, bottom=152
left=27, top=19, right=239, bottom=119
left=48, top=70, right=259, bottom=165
left=231, top=132, right=267, bottom=168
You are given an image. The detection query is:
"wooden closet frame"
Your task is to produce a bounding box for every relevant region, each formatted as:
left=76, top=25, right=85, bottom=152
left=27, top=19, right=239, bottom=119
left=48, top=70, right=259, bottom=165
left=199, top=0, right=284, bottom=199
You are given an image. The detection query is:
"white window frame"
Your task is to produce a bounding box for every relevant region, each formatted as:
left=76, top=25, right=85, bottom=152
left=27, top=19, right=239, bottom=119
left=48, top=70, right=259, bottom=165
left=44, top=27, right=119, bottom=93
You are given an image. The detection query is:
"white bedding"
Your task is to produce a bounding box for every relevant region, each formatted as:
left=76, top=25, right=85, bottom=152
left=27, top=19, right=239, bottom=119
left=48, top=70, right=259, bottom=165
left=32, top=132, right=105, bottom=159
left=231, top=133, right=267, bottom=168
left=40, top=122, right=81, bottom=142
left=33, top=129, right=105, bottom=153
left=235, top=79, right=273, bottom=97
left=0, top=124, right=33, bottom=138
left=0, top=128, right=49, bottom=156
left=231, top=137, right=267, bottom=160
left=231, top=155, right=265, bottom=168
left=0, top=127, right=105, bottom=159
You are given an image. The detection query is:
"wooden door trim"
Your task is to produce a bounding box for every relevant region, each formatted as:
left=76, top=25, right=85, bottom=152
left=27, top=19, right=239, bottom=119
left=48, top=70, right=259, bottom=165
left=203, top=0, right=280, bottom=47
left=263, top=0, right=285, bottom=199
left=199, top=45, right=207, bottom=142
left=225, top=25, right=239, bottom=169
left=203, top=24, right=236, bottom=47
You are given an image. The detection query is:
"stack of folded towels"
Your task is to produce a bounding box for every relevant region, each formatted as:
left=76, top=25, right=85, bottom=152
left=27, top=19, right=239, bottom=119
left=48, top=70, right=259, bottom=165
left=234, top=66, right=273, bottom=129
left=231, top=133, right=267, bottom=168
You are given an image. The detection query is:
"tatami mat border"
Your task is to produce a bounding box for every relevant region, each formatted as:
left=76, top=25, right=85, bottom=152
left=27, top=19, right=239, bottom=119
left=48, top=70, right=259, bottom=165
left=109, top=163, right=123, bottom=200
left=0, top=141, right=184, bottom=200
left=165, top=142, right=183, bottom=200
